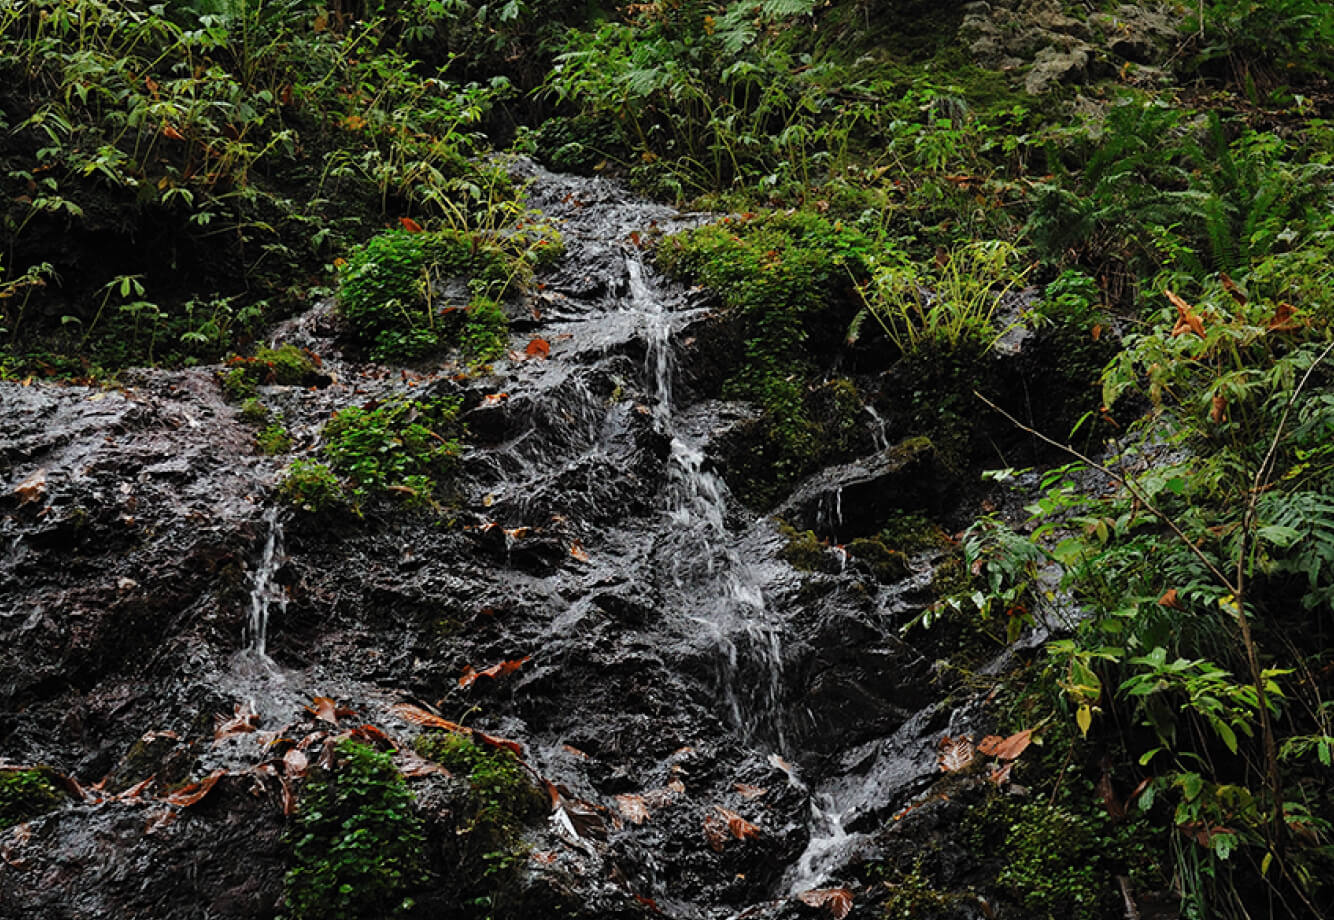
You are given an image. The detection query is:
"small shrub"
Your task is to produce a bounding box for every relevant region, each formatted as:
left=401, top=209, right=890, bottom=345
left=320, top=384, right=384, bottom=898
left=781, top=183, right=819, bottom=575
left=336, top=229, right=512, bottom=363
left=854, top=240, right=1029, bottom=356
left=278, top=460, right=342, bottom=513
left=0, top=768, right=68, bottom=829
left=257, top=423, right=292, bottom=455
left=220, top=344, right=316, bottom=401
left=460, top=296, right=508, bottom=363
left=283, top=739, right=426, bottom=920
left=413, top=731, right=545, bottom=909
left=240, top=397, right=271, bottom=424
left=321, top=395, right=463, bottom=505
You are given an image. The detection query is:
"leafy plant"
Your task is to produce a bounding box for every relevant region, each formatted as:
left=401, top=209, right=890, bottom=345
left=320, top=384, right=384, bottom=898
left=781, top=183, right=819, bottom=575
left=283, top=739, right=426, bottom=920
left=0, top=768, right=68, bottom=830
left=852, top=239, right=1029, bottom=356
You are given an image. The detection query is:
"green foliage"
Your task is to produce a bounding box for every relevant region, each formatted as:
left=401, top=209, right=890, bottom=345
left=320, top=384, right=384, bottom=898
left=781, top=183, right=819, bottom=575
left=283, top=739, right=425, bottom=920
left=0, top=0, right=515, bottom=369
left=1031, top=268, right=1103, bottom=329
left=853, top=240, right=1029, bottom=356
left=965, top=796, right=1116, bottom=920
left=220, top=343, right=316, bottom=399
left=0, top=768, right=68, bottom=829
left=319, top=394, right=464, bottom=508
left=659, top=209, right=875, bottom=499
left=278, top=459, right=342, bottom=513
left=460, top=296, right=508, bottom=363
left=335, top=223, right=561, bottom=363
left=257, top=422, right=292, bottom=454
left=413, top=732, right=545, bottom=912
left=1185, top=0, right=1334, bottom=84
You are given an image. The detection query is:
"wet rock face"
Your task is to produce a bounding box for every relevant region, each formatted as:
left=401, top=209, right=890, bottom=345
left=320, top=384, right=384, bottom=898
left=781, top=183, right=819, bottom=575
left=0, top=161, right=987, bottom=919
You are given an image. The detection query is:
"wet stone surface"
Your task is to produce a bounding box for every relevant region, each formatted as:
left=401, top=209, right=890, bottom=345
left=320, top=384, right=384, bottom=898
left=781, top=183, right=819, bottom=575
left=0, top=160, right=986, bottom=919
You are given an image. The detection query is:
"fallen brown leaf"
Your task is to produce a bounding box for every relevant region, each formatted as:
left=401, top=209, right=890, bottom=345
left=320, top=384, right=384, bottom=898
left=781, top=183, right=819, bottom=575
left=797, top=888, right=853, bottom=919
left=13, top=469, right=47, bottom=505
left=735, top=783, right=767, bottom=799
left=976, top=729, right=1034, bottom=761
left=282, top=748, right=309, bottom=778
left=937, top=735, right=976, bottom=773
left=459, top=655, right=531, bottom=689
left=390, top=702, right=466, bottom=733
left=165, top=769, right=226, bottom=807
left=715, top=805, right=760, bottom=840
left=615, top=793, right=651, bottom=825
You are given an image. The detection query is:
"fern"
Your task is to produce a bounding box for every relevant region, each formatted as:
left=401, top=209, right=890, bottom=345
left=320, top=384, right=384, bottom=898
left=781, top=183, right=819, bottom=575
left=1258, top=490, right=1334, bottom=608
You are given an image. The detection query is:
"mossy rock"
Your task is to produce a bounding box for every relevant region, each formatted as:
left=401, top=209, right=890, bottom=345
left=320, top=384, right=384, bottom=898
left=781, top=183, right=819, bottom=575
left=846, top=536, right=911, bottom=582
left=0, top=767, right=70, bottom=829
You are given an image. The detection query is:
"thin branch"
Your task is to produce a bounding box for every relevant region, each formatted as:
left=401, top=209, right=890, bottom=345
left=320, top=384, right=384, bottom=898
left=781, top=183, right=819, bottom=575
left=972, top=390, right=1236, bottom=593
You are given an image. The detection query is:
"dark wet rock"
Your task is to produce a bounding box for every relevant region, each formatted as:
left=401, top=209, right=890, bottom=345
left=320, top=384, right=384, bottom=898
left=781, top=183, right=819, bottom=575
left=776, top=437, right=946, bottom=541
left=0, top=161, right=1045, bottom=920
left=0, top=774, right=286, bottom=920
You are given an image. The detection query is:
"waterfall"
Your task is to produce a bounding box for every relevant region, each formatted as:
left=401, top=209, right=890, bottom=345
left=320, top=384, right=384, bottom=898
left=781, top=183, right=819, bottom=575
left=244, top=505, right=285, bottom=664
left=630, top=248, right=790, bottom=752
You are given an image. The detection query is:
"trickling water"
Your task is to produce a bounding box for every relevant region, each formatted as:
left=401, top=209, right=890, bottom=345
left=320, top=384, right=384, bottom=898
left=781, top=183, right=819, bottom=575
left=245, top=506, right=285, bottom=662
left=630, top=247, right=789, bottom=751
left=865, top=404, right=891, bottom=452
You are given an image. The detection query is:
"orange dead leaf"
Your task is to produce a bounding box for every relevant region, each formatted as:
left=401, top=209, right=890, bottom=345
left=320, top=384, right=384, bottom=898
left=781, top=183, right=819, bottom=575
left=348, top=724, right=398, bottom=749
left=977, top=728, right=1034, bottom=761
left=117, top=776, right=157, bottom=801
left=796, top=888, right=854, bottom=919
left=1267, top=302, right=1301, bottom=331
left=396, top=751, right=453, bottom=778
left=1158, top=588, right=1183, bottom=610
left=13, top=469, right=47, bottom=505
left=459, top=655, right=531, bottom=688
left=561, top=744, right=589, bottom=759
left=525, top=337, right=551, bottom=359
left=987, top=761, right=1014, bottom=786
left=475, top=731, right=524, bottom=757
left=398, top=216, right=424, bottom=233
left=390, top=702, right=466, bottom=733
left=937, top=735, right=976, bottom=773
left=1219, top=272, right=1246, bottom=306
left=161, top=124, right=185, bottom=141
left=703, top=813, right=729, bottom=852
left=715, top=806, right=760, bottom=840
left=615, top=794, right=651, bottom=825
left=735, top=783, right=767, bottom=799
left=1166, top=289, right=1206, bottom=338
left=569, top=541, right=590, bottom=562
left=306, top=696, right=340, bottom=725
left=1210, top=393, right=1227, bottom=424
left=165, top=769, right=226, bottom=807
left=1090, top=323, right=1104, bottom=341
left=214, top=702, right=260, bottom=741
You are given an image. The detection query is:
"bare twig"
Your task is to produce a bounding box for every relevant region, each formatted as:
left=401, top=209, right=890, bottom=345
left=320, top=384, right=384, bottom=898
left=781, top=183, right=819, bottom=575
left=972, top=390, right=1236, bottom=593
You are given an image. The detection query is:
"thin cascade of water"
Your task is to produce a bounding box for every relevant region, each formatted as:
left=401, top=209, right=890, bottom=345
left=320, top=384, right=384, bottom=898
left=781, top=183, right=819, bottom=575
left=245, top=506, right=286, bottom=662
left=630, top=248, right=789, bottom=750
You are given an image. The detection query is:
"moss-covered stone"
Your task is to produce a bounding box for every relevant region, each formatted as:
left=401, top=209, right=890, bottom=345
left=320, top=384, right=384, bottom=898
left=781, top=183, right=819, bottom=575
left=0, top=767, right=69, bottom=829
left=846, top=536, right=911, bottom=582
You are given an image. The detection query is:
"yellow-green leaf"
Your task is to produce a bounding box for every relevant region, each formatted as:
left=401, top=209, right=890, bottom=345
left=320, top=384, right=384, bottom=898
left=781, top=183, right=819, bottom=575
left=1076, top=704, right=1092, bottom=737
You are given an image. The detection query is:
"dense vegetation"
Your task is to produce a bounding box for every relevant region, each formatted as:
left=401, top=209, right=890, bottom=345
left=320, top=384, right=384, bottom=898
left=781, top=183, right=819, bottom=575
left=5, top=0, right=1334, bottom=917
